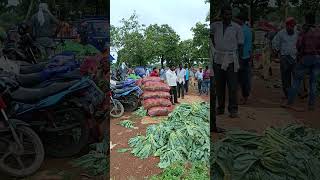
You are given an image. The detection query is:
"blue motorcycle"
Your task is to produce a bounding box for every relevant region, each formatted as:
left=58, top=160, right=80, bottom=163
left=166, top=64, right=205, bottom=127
left=1, top=76, right=104, bottom=157
left=111, top=83, right=142, bottom=112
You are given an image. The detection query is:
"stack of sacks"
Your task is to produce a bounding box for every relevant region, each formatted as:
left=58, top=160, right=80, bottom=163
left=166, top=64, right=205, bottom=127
left=141, top=77, right=174, bottom=116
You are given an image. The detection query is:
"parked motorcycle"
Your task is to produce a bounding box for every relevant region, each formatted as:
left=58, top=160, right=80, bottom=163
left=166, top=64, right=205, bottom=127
left=0, top=76, right=103, bottom=158
left=0, top=82, right=44, bottom=177
left=109, top=91, right=124, bottom=118
left=111, top=83, right=142, bottom=112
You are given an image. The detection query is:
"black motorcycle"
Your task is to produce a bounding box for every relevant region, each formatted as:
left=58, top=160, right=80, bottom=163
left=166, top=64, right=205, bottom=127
left=0, top=82, right=44, bottom=177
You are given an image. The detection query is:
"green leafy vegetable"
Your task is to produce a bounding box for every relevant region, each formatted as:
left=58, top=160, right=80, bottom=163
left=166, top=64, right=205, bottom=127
left=211, top=125, right=320, bottom=180
left=72, top=133, right=108, bottom=176
left=128, top=102, right=210, bottom=169
left=119, top=120, right=135, bottom=129
left=134, top=107, right=147, bottom=117
left=117, top=148, right=131, bottom=153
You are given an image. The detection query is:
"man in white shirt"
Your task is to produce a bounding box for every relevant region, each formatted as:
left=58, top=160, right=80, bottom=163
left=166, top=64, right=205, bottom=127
left=166, top=64, right=178, bottom=104
left=195, top=67, right=204, bottom=94
left=176, top=64, right=186, bottom=99
left=211, top=5, right=244, bottom=118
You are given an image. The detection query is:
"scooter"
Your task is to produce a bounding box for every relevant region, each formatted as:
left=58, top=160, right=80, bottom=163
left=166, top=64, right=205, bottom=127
left=0, top=83, right=44, bottom=177
left=1, top=76, right=104, bottom=158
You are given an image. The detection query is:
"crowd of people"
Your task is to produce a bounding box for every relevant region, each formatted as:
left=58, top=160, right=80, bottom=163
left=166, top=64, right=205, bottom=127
left=209, top=5, right=319, bottom=132
left=142, top=64, right=212, bottom=105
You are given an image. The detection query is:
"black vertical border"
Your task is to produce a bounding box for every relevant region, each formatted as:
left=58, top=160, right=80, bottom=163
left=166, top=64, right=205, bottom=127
left=209, top=0, right=215, bottom=179
left=106, top=0, right=110, bottom=179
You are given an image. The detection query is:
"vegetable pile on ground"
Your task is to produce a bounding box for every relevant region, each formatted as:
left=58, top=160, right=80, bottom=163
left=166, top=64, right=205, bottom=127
left=128, top=102, right=210, bottom=169
left=150, top=161, right=209, bottom=180
left=72, top=133, right=108, bottom=176
left=119, top=120, right=136, bottom=129
left=211, top=125, right=320, bottom=180
left=141, top=77, right=173, bottom=117
left=134, top=107, right=147, bottom=117
left=56, top=40, right=100, bottom=57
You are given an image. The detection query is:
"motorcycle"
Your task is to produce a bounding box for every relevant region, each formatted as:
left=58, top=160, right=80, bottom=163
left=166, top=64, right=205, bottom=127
left=109, top=91, right=124, bottom=118
left=0, top=76, right=104, bottom=158
left=0, top=82, right=44, bottom=177
left=111, top=84, right=142, bottom=112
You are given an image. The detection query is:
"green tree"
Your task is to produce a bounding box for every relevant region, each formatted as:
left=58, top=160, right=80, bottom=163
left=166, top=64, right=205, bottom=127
left=191, top=22, right=209, bottom=64
left=144, top=24, right=180, bottom=67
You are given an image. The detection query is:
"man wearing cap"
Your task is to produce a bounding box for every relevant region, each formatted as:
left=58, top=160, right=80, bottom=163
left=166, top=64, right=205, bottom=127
left=272, top=17, right=299, bottom=100
left=283, top=13, right=320, bottom=111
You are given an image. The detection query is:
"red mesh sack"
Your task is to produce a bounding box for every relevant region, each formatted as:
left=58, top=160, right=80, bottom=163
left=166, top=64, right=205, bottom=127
left=136, top=79, right=143, bottom=87
left=142, top=77, right=161, bottom=84
left=143, top=82, right=170, bottom=92
left=142, top=91, right=171, bottom=100
left=143, top=98, right=172, bottom=110
left=148, top=106, right=174, bottom=117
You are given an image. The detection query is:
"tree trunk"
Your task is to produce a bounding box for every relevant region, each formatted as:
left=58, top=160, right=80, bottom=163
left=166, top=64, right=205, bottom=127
left=25, top=0, right=35, bottom=21
left=161, top=55, right=164, bottom=68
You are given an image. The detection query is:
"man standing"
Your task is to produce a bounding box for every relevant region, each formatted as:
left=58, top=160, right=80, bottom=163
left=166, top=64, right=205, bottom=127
left=211, top=5, right=244, bottom=118
left=283, top=13, right=320, bottom=111
left=185, top=65, right=190, bottom=94
left=272, top=17, right=299, bottom=100
left=236, top=14, right=253, bottom=105
left=195, top=67, right=204, bottom=94
left=160, top=67, right=166, bottom=82
left=202, top=66, right=211, bottom=95
left=30, top=3, right=59, bottom=58
left=176, top=64, right=186, bottom=99
left=166, top=64, right=179, bottom=104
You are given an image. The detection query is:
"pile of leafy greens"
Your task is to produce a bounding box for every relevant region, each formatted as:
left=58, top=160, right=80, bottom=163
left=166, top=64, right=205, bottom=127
left=134, top=106, right=147, bottom=117
left=211, top=125, right=320, bottom=180
left=72, top=133, right=108, bottom=176
left=119, top=120, right=136, bottom=129
left=150, top=161, right=209, bottom=180
left=128, top=102, right=210, bottom=169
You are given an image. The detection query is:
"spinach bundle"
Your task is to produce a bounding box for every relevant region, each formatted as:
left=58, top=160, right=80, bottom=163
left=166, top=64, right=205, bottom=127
left=211, top=125, right=320, bottom=180
left=128, top=102, right=210, bottom=169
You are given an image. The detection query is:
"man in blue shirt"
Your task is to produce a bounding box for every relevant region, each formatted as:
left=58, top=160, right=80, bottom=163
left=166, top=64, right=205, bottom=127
left=184, top=65, right=190, bottom=94
left=236, top=13, right=252, bottom=105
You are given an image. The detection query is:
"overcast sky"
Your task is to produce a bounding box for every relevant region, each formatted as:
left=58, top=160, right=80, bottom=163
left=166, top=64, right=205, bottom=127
left=111, top=0, right=209, bottom=41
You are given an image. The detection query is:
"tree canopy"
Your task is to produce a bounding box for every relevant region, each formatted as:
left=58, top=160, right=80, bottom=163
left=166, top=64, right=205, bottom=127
left=111, top=12, right=209, bottom=68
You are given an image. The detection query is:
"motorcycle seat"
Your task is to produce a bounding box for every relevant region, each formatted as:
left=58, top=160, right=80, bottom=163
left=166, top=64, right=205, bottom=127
left=20, top=62, right=48, bottom=74
left=11, top=80, right=79, bottom=103
left=17, top=72, right=44, bottom=88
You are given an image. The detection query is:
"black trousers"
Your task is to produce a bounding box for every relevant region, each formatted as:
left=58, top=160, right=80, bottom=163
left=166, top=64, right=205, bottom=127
left=198, top=80, right=203, bottom=94
left=210, top=76, right=216, bottom=131
left=214, top=63, right=238, bottom=113
left=239, top=59, right=252, bottom=98
left=177, top=82, right=184, bottom=98
left=170, top=86, right=178, bottom=103
left=185, top=80, right=189, bottom=93
left=280, top=55, right=295, bottom=97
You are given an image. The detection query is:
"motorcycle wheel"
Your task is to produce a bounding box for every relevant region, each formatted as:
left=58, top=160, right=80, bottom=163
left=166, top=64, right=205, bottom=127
left=0, top=126, right=44, bottom=177
left=44, top=108, right=89, bottom=158
left=110, top=99, right=124, bottom=118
